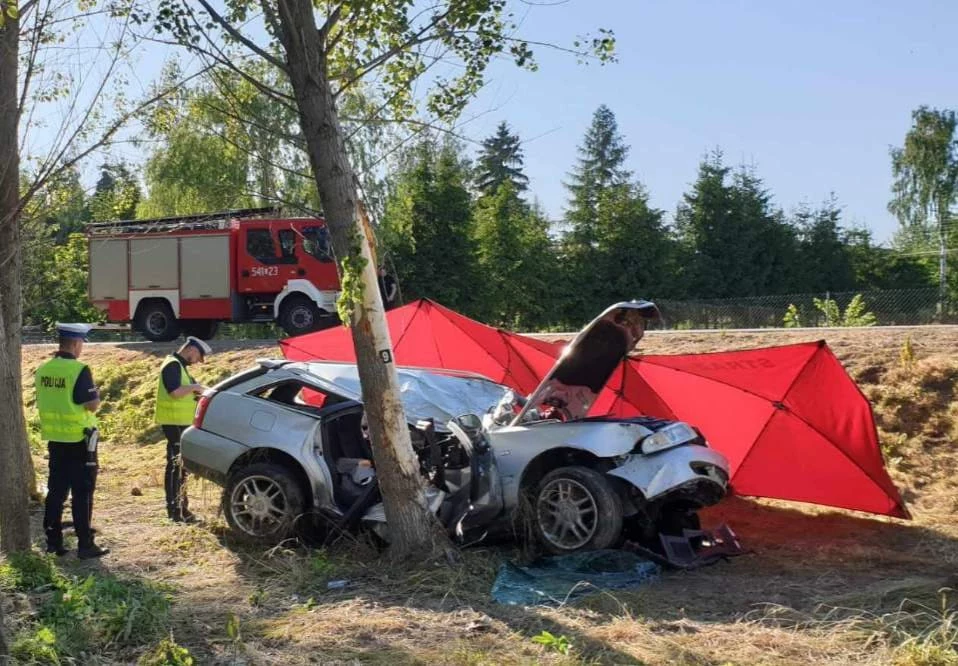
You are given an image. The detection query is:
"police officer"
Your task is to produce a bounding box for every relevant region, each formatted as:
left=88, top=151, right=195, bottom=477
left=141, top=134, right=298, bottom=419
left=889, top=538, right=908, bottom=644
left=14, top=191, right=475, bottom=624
left=155, top=336, right=211, bottom=522
left=36, top=323, right=108, bottom=559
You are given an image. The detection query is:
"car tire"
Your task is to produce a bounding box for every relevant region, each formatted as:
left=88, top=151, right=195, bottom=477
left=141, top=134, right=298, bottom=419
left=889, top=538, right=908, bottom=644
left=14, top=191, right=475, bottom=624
left=181, top=319, right=219, bottom=341
left=135, top=301, right=180, bottom=342
left=533, top=466, right=623, bottom=554
left=223, top=463, right=306, bottom=545
left=279, top=296, right=322, bottom=337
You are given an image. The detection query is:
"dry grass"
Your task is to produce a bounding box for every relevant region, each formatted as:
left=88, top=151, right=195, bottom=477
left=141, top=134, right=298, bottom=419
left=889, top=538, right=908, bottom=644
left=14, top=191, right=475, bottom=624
left=5, top=327, right=958, bottom=665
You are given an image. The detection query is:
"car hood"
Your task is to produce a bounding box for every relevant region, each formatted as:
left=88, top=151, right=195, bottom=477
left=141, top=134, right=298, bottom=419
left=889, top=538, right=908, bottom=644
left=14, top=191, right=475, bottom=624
left=298, top=361, right=512, bottom=430
left=512, top=301, right=660, bottom=425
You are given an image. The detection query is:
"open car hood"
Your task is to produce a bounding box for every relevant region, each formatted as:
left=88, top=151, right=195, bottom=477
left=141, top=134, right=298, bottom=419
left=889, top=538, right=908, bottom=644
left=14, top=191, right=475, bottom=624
left=300, top=362, right=512, bottom=430
left=513, top=301, right=660, bottom=425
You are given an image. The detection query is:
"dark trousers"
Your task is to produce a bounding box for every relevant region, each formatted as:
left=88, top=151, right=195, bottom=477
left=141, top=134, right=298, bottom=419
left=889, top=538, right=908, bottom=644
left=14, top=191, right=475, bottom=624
left=162, top=425, right=189, bottom=518
left=44, top=442, right=94, bottom=549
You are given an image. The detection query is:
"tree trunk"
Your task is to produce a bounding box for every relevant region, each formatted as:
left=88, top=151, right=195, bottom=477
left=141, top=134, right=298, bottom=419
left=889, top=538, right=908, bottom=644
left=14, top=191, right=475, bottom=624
left=0, top=596, right=7, bottom=661
left=0, top=11, right=33, bottom=553
left=276, top=0, right=449, bottom=558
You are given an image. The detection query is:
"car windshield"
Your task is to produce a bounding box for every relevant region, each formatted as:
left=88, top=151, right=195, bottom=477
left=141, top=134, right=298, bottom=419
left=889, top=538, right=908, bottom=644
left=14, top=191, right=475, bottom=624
left=303, top=362, right=512, bottom=428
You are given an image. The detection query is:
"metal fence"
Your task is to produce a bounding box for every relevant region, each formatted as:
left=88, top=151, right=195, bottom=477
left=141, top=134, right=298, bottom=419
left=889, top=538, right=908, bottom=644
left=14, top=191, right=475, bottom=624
left=653, top=288, right=953, bottom=330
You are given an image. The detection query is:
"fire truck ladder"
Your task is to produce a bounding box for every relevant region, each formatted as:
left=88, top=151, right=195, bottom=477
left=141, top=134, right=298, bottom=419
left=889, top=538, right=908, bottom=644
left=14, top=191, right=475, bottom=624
left=86, top=206, right=283, bottom=235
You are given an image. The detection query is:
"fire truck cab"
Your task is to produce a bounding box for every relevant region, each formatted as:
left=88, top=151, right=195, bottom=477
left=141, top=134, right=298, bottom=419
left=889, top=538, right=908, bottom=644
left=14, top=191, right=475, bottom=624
left=87, top=208, right=342, bottom=341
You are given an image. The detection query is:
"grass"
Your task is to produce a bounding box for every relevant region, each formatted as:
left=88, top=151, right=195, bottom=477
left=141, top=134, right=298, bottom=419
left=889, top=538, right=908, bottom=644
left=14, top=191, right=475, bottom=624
left=2, top=551, right=173, bottom=664
left=9, top=327, right=958, bottom=664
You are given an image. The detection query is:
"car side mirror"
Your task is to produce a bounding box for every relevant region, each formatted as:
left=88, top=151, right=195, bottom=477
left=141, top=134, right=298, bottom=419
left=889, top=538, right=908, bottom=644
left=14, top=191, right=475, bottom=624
left=454, top=413, right=482, bottom=431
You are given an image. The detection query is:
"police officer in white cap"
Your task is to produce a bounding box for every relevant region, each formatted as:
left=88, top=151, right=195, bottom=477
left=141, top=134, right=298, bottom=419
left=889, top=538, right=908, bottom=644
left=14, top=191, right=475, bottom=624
left=154, top=336, right=211, bottom=522
left=35, top=323, right=108, bottom=559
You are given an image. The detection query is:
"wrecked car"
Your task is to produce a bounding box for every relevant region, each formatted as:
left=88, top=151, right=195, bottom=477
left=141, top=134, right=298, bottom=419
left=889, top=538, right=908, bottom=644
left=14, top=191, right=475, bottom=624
left=181, top=301, right=731, bottom=553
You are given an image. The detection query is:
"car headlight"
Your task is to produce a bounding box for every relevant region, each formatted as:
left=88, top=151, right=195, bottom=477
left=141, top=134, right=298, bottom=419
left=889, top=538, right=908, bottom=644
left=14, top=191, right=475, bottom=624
left=641, top=422, right=699, bottom=454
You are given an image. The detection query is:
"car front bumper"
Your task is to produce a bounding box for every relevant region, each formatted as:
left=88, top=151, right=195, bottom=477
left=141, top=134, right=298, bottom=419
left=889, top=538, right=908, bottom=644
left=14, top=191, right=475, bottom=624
left=607, top=445, right=730, bottom=502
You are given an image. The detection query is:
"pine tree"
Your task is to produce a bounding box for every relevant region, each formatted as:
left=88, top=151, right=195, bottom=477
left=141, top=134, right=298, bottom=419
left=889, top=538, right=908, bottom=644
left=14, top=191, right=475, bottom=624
left=565, top=105, right=632, bottom=236
left=475, top=121, right=529, bottom=196
left=473, top=181, right=555, bottom=328
left=381, top=138, right=480, bottom=314
left=676, top=154, right=798, bottom=298
left=794, top=197, right=855, bottom=293
left=560, top=105, right=677, bottom=324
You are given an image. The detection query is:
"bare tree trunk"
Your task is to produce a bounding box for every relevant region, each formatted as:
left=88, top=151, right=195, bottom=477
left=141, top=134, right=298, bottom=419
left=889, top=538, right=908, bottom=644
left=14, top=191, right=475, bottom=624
left=276, top=0, right=449, bottom=558
left=0, top=12, right=33, bottom=553
left=0, top=596, right=7, bottom=662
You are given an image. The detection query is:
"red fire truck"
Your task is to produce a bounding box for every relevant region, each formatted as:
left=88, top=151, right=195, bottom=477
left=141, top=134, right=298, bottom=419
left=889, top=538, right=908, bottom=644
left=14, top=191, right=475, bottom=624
left=87, top=208, right=342, bottom=341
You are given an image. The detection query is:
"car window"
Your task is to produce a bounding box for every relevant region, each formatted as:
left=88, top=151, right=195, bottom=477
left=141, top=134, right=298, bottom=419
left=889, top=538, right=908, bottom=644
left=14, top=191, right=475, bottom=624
left=246, top=229, right=277, bottom=264
left=253, top=380, right=345, bottom=411
left=302, top=225, right=333, bottom=263
left=277, top=229, right=297, bottom=265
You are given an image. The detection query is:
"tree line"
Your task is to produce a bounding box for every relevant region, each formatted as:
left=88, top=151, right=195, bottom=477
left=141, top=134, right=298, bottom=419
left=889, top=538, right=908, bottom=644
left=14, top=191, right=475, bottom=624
left=22, top=102, right=947, bottom=332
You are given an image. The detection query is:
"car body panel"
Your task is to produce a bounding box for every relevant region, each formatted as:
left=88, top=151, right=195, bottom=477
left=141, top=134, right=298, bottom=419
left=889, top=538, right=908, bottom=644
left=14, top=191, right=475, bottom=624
left=608, top=446, right=729, bottom=500
left=486, top=420, right=656, bottom=508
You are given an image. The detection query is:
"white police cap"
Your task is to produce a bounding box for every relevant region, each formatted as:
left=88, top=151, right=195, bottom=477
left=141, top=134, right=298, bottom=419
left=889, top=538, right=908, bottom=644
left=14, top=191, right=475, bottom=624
left=185, top=336, right=213, bottom=357
left=56, top=322, right=94, bottom=341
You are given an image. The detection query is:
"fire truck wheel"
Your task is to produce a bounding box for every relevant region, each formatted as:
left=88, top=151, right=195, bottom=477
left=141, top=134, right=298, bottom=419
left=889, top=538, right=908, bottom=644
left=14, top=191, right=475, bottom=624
left=181, top=319, right=219, bottom=341
left=135, top=301, right=181, bottom=342
left=280, top=296, right=321, bottom=336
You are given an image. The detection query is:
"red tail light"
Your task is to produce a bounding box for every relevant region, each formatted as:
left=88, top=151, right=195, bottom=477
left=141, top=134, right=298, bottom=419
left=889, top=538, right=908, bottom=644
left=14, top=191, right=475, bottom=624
left=193, top=390, right=216, bottom=428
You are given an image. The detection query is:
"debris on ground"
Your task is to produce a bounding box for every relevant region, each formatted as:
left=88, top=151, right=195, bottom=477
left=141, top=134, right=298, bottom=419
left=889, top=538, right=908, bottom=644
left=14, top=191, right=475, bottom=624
left=491, top=549, right=660, bottom=606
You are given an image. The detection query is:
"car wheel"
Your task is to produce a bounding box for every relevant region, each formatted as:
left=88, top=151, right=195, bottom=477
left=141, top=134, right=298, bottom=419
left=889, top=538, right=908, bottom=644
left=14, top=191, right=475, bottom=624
left=224, top=463, right=305, bottom=545
left=533, top=466, right=623, bottom=554
left=280, top=296, right=321, bottom=336
left=135, top=301, right=180, bottom=342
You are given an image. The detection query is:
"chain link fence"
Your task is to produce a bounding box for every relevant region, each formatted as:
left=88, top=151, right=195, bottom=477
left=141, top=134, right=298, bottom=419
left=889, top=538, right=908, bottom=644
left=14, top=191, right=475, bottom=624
left=653, top=288, right=953, bottom=330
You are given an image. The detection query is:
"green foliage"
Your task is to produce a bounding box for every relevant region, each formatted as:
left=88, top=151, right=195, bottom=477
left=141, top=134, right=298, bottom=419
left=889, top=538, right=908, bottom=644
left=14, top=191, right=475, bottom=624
left=783, top=304, right=802, bottom=328
left=900, top=336, right=916, bottom=369
left=842, top=293, right=878, bottom=327
left=473, top=182, right=554, bottom=329
left=807, top=294, right=877, bottom=327
left=813, top=296, right=843, bottom=327
left=138, top=636, right=195, bottom=666
left=475, top=121, right=529, bottom=196
left=0, top=552, right=62, bottom=591
left=29, top=234, right=105, bottom=329
left=381, top=138, right=481, bottom=314
left=531, top=630, right=571, bottom=656
left=2, top=551, right=172, bottom=662
left=335, top=234, right=369, bottom=326
left=89, top=162, right=141, bottom=222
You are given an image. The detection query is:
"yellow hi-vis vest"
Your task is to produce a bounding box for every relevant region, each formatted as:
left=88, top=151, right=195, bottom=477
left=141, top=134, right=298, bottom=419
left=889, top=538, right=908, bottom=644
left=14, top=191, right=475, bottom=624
left=35, top=357, right=97, bottom=442
left=154, top=356, right=197, bottom=426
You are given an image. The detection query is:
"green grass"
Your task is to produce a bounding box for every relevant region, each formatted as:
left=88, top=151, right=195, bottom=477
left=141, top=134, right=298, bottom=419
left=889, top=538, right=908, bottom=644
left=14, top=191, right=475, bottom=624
left=3, top=551, right=174, bottom=663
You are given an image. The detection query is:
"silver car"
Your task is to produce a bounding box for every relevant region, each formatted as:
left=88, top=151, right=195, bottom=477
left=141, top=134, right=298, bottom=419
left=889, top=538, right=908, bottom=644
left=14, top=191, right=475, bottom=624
left=182, top=302, right=730, bottom=553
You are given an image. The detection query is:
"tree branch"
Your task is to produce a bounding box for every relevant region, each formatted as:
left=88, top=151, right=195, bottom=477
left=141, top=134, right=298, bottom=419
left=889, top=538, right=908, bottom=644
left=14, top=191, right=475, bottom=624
left=195, top=0, right=288, bottom=73
left=22, top=65, right=215, bottom=209
left=333, top=8, right=453, bottom=96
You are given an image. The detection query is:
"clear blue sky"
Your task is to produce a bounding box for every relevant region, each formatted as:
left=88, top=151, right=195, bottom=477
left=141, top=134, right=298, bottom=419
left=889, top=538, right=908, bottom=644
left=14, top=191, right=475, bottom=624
left=58, top=1, right=957, bottom=244
left=460, top=0, right=958, bottom=243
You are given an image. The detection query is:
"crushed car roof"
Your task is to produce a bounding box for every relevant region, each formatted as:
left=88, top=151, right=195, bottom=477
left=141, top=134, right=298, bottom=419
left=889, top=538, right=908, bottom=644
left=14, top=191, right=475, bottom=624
left=294, top=361, right=513, bottom=428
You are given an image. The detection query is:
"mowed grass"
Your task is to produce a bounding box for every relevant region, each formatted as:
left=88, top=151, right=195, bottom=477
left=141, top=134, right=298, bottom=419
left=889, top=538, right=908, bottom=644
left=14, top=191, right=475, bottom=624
left=3, top=329, right=958, bottom=665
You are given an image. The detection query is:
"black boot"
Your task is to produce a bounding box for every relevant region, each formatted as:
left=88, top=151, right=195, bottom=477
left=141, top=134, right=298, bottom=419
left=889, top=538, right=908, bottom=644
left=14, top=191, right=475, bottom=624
left=45, top=529, right=68, bottom=557
left=77, top=541, right=109, bottom=560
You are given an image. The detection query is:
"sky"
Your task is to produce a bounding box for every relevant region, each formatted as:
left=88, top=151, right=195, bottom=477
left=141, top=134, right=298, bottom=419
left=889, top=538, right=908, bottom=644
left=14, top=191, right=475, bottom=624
left=31, top=1, right=957, bottom=244
left=456, top=0, right=958, bottom=243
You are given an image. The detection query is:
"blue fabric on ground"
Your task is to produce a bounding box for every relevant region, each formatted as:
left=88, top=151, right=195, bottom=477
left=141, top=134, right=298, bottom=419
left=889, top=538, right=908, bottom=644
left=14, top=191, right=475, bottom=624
left=491, top=550, right=660, bottom=606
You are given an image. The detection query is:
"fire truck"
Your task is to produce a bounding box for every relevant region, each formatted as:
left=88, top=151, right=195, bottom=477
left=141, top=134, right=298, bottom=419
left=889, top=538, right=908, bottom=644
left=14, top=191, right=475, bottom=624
left=87, top=208, right=342, bottom=341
